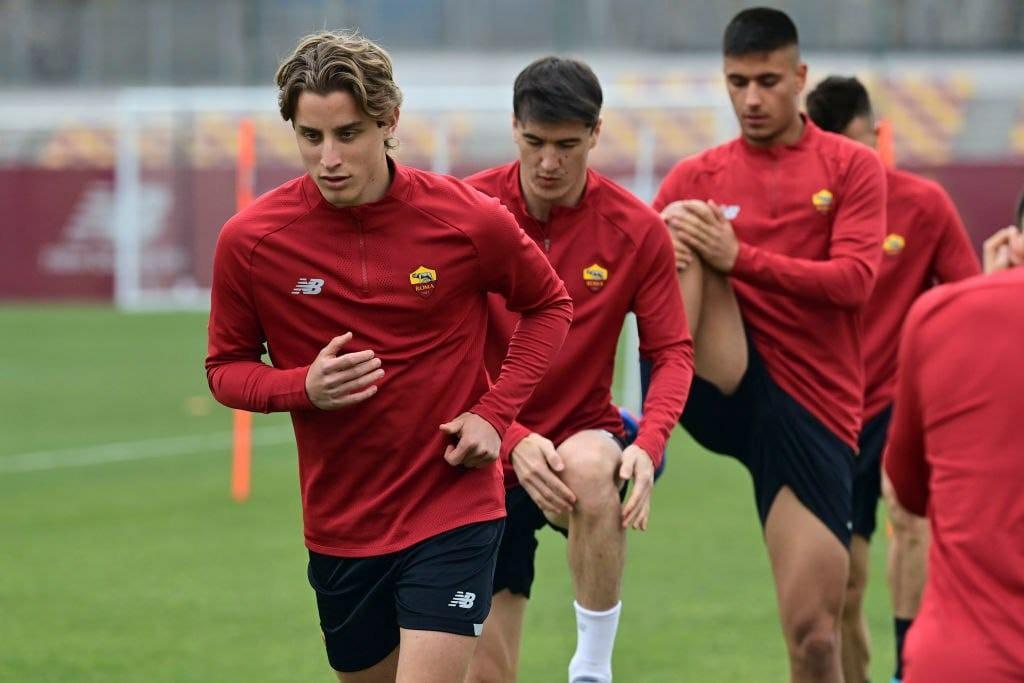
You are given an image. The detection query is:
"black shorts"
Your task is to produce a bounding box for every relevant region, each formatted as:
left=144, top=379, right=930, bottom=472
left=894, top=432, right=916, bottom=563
left=307, top=519, right=503, bottom=673
left=851, top=404, right=893, bottom=540
left=492, top=431, right=627, bottom=599
left=679, top=337, right=855, bottom=547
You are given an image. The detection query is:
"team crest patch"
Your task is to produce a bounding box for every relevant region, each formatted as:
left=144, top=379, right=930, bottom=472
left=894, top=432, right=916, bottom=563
left=409, top=265, right=438, bottom=298
left=722, top=204, right=741, bottom=220
left=812, top=189, right=834, bottom=213
left=583, top=263, right=609, bottom=292
left=883, top=233, right=906, bottom=256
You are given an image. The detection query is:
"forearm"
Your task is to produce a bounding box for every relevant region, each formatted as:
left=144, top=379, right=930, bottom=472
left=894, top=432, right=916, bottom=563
left=472, top=297, right=573, bottom=435
left=206, top=361, right=312, bottom=413
left=731, top=243, right=876, bottom=308
left=633, top=342, right=693, bottom=467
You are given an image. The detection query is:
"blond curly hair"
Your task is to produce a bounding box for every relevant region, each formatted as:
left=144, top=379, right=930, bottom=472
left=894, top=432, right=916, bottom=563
left=276, top=31, right=403, bottom=149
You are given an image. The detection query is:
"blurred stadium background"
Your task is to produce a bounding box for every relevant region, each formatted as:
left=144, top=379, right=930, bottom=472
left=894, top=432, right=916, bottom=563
left=2, top=1, right=1023, bottom=680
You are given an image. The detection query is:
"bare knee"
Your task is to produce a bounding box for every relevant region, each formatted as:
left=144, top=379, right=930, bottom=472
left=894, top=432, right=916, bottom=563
left=557, top=435, right=620, bottom=516
left=790, top=618, right=840, bottom=673
left=887, top=500, right=928, bottom=550
left=466, top=659, right=514, bottom=683
left=843, top=580, right=865, bottom=626
left=844, top=537, right=870, bottom=620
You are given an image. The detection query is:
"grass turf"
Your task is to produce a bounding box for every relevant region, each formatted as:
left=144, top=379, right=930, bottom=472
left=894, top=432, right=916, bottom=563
left=0, top=305, right=896, bottom=681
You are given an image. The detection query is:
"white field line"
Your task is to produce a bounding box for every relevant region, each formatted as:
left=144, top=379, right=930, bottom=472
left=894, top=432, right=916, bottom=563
left=0, top=425, right=294, bottom=474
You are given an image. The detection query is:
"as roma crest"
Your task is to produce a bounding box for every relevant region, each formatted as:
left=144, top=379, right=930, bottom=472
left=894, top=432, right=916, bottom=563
left=583, top=263, right=609, bottom=293
left=409, top=265, right=438, bottom=298
left=883, top=233, right=906, bottom=256
left=812, top=189, right=834, bottom=213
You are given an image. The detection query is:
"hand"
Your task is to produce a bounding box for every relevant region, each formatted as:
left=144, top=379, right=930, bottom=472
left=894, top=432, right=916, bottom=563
left=619, top=445, right=655, bottom=530
left=305, top=332, right=384, bottom=410
left=983, top=226, right=1024, bottom=274
left=660, top=201, right=697, bottom=271
left=510, top=433, right=576, bottom=517
left=439, top=412, right=500, bottom=469
left=669, top=199, right=739, bottom=273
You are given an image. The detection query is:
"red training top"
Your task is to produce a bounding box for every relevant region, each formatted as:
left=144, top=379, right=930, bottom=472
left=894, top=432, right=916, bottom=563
left=654, top=118, right=886, bottom=448
left=206, top=162, right=573, bottom=557
left=862, top=168, right=980, bottom=419
left=467, top=163, right=693, bottom=484
left=885, top=267, right=1024, bottom=683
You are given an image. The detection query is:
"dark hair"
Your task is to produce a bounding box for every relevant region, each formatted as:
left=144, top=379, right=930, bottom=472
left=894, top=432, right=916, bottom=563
left=723, top=7, right=799, bottom=56
left=513, top=56, right=603, bottom=128
left=805, top=76, right=873, bottom=134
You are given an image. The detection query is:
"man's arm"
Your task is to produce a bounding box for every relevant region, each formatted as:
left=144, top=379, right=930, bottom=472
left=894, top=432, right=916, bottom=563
left=728, top=150, right=887, bottom=308
left=467, top=201, right=574, bottom=437
left=630, top=219, right=694, bottom=467
left=205, top=225, right=313, bottom=413
left=930, top=186, right=981, bottom=283
left=883, top=300, right=931, bottom=517
left=205, top=224, right=382, bottom=413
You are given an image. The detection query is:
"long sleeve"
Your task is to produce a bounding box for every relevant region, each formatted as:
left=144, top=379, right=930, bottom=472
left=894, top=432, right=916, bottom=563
left=468, top=204, right=573, bottom=436
left=205, top=222, right=314, bottom=413
left=631, top=220, right=694, bottom=467
left=730, top=149, right=887, bottom=308
left=883, top=302, right=930, bottom=516
left=930, top=187, right=981, bottom=283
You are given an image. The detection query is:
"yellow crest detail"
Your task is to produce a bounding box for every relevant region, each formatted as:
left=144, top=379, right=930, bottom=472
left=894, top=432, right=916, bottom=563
left=583, top=263, right=609, bottom=292
left=883, top=233, right=906, bottom=256
left=409, top=266, right=437, bottom=298
left=812, top=189, right=834, bottom=213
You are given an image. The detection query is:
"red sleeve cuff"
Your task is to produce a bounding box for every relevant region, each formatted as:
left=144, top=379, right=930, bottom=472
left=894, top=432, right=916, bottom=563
left=468, top=407, right=509, bottom=440
left=277, top=365, right=316, bottom=412
left=730, top=242, right=754, bottom=278
left=632, top=433, right=664, bottom=470
left=501, top=421, right=532, bottom=461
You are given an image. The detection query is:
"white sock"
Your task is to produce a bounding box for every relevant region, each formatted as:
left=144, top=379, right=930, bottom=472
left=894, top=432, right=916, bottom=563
left=568, top=600, right=621, bottom=683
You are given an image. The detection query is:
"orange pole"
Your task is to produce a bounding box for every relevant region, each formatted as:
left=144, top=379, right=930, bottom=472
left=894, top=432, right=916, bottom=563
left=877, top=118, right=896, bottom=168
left=232, top=118, right=256, bottom=502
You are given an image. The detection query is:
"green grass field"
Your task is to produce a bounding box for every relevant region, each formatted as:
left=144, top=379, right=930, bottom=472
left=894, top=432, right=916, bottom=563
left=1, top=306, right=897, bottom=682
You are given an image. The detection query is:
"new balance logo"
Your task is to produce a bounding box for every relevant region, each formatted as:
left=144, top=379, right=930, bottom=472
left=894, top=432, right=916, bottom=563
left=291, top=277, right=325, bottom=295
left=448, top=591, right=476, bottom=609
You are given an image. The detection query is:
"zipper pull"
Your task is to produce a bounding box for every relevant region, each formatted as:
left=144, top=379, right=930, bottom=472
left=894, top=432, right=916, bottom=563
left=544, top=237, right=551, bottom=252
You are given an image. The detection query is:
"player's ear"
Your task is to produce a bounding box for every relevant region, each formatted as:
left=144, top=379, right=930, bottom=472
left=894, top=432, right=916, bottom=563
left=589, top=118, right=602, bottom=149
left=512, top=115, right=523, bottom=143
left=384, top=107, right=400, bottom=137
left=794, top=62, right=808, bottom=93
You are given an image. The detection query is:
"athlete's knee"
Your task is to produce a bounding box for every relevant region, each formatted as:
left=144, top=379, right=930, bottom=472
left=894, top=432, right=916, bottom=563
left=843, top=580, right=865, bottom=624
left=557, top=437, right=620, bottom=511
left=888, top=502, right=928, bottom=547
left=466, top=656, right=514, bottom=683
left=844, top=538, right=869, bottom=617
left=789, top=617, right=840, bottom=672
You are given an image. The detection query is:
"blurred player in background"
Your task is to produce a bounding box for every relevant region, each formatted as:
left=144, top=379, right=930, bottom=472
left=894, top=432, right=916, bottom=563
left=464, top=57, right=693, bottom=683
left=883, top=227, right=1023, bottom=683
left=805, top=75, right=981, bottom=683
left=205, top=31, right=572, bottom=683
left=654, top=8, right=886, bottom=681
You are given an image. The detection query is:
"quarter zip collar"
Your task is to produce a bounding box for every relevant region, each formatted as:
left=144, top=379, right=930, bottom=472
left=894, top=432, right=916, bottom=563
left=301, top=157, right=411, bottom=223
left=505, top=161, right=596, bottom=251
left=738, top=113, right=818, bottom=160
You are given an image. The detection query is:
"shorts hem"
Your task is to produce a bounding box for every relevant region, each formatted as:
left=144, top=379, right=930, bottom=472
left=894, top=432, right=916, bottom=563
left=398, top=614, right=483, bottom=637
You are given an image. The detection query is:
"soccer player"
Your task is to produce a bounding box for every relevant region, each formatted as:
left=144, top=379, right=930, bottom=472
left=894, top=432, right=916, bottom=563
left=883, top=241, right=1023, bottom=683
left=205, top=32, right=573, bottom=683
left=805, top=75, right=981, bottom=683
left=654, top=9, right=886, bottom=682
left=464, top=57, right=694, bottom=683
